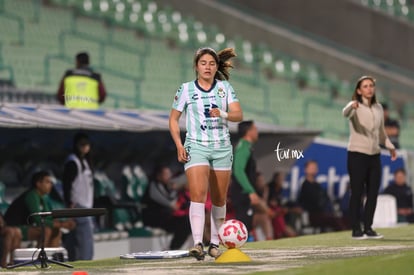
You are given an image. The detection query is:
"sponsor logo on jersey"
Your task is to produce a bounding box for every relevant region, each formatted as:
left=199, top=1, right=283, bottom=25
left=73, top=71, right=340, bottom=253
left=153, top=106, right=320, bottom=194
left=201, top=95, right=216, bottom=99
left=208, top=125, right=223, bottom=130
left=200, top=123, right=222, bottom=131
left=174, top=85, right=183, bottom=101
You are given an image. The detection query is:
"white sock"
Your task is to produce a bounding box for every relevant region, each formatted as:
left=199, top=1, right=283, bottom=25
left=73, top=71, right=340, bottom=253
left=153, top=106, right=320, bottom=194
left=189, top=201, right=205, bottom=245
left=210, top=204, right=226, bottom=245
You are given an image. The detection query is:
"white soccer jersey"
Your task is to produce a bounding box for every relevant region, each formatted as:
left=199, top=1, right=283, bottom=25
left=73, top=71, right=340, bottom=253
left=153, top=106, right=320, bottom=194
left=172, top=79, right=239, bottom=148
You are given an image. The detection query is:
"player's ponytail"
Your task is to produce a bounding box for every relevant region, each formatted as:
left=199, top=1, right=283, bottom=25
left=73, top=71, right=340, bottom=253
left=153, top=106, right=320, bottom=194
left=216, top=48, right=237, bottom=81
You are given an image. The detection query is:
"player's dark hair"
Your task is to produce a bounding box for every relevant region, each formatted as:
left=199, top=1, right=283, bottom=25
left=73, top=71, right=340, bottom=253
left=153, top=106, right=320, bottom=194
left=76, top=52, right=90, bottom=66
left=151, top=164, right=170, bottom=183
left=73, top=132, right=90, bottom=152
left=194, top=47, right=237, bottom=80
left=31, top=170, right=51, bottom=189
left=238, top=120, right=254, bottom=137
left=304, top=159, right=317, bottom=169
left=72, top=132, right=93, bottom=172
left=394, top=167, right=405, bottom=175
left=352, top=75, right=377, bottom=104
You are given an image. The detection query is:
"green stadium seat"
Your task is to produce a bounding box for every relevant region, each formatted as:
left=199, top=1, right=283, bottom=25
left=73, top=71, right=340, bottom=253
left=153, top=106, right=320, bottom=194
left=121, top=164, right=148, bottom=203
left=361, top=0, right=414, bottom=23
left=1, top=0, right=413, bottom=148
left=93, top=171, right=142, bottom=230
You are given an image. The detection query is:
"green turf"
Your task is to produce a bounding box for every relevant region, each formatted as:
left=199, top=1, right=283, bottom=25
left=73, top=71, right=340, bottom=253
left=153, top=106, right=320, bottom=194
left=290, top=250, right=412, bottom=275
left=246, top=225, right=414, bottom=275
left=253, top=249, right=414, bottom=275
left=3, top=225, right=413, bottom=274
left=245, top=225, right=414, bottom=249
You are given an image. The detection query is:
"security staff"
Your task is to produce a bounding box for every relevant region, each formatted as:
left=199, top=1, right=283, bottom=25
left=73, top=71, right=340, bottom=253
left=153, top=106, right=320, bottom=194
left=57, top=52, right=106, bottom=109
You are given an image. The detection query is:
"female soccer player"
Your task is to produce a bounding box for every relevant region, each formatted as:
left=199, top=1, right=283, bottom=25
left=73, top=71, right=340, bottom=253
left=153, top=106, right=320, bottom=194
left=342, top=75, right=396, bottom=240
left=169, top=47, right=243, bottom=260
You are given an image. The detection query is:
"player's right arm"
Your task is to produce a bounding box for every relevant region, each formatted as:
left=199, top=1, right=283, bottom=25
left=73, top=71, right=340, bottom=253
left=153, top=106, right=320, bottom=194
left=170, top=84, right=189, bottom=163
left=342, top=100, right=358, bottom=118
left=169, top=109, right=187, bottom=163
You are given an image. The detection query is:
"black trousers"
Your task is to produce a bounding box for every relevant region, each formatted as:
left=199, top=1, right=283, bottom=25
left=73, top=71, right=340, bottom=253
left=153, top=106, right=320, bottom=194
left=231, top=193, right=254, bottom=232
left=347, top=151, right=381, bottom=231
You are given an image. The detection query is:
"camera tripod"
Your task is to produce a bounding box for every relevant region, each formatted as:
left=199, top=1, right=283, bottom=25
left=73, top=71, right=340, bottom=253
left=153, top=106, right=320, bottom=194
left=7, top=215, right=73, bottom=269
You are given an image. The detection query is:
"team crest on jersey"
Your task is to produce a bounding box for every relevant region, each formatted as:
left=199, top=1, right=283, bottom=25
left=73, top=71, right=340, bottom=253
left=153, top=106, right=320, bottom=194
left=217, top=88, right=225, bottom=98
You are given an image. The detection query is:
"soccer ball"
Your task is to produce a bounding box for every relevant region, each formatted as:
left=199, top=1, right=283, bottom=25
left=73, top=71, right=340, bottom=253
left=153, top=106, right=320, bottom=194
left=218, top=219, right=248, bottom=249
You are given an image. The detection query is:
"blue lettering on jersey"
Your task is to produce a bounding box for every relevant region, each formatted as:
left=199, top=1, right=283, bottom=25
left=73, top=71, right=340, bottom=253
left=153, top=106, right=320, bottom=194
left=203, top=104, right=211, bottom=118
left=203, top=103, right=219, bottom=118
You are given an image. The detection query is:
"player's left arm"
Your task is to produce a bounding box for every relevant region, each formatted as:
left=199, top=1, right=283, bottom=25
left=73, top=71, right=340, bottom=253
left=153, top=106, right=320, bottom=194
left=226, top=82, right=243, bottom=122
left=378, top=106, right=397, bottom=160
left=226, top=101, right=243, bottom=122
left=209, top=101, right=242, bottom=122
left=209, top=81, right=243, bottom=121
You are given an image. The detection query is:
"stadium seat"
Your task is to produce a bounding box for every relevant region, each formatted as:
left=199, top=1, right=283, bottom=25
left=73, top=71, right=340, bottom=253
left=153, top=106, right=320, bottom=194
left=121, top=164, right=148, bottom=203
left=0, top=161, right=23, bottom=187
left=361, top=0, right=414, bottom=23
left=93, top=171, right=140, bottom=230
left=372, top=194, right=398, bottom=228
left=1, top=0, right=413, bottom=148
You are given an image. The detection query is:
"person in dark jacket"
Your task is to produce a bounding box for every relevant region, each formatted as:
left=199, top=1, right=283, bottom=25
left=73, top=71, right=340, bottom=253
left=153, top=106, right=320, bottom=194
left=142, top=165, right=191, bottom=250
left=383, top=168, right=414, bottom=223
left=298, top=160, right=347, bottom=232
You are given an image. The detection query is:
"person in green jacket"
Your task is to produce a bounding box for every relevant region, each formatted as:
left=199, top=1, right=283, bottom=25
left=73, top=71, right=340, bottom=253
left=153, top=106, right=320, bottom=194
left=231, top=120, right=274, bottom=234
left=4, top=171, right=75, bottom=248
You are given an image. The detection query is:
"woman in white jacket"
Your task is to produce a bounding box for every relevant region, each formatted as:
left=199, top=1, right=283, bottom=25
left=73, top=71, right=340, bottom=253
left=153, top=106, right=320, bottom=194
left=342, top=76, right=396, bottom=240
